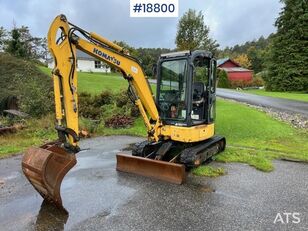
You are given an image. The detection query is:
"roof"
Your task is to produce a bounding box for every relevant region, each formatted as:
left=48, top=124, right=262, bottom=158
left=217, top=58, right=229, bottom=66
left=161, top=50, right=190, bottom=58
left=217, top=57, right=242, bottom=68
left=76, top=50, right=96, bottom=60
left=47, top=50, right=97, bottom=63
left=219, top=67, right=252, bottom=72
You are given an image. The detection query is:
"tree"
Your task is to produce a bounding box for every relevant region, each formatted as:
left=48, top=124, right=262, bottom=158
left=0, top=27, right=7, bottom=51
left=234, top=54, right=252, bottom=69
left=135, top=47, right=173, bottom=77
left=5, top=26, right=45, bottom=60
left=217, top=69, right=230, bottom=88
left=5, top=27, right=27, bottom=57
left=265, top=0, right=308, bottom=91
left=113, top=40, right=173, bottom=78
left=37, top=37, right=50, bottom=64
left=247, top=46, right=263, bottom=73
left=175, top=9, right=219, bottom=55
left=216, top=34, right=274, bottom=73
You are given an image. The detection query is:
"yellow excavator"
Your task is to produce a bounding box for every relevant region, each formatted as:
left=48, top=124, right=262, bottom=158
left=22, top=15, right=226, bottom=210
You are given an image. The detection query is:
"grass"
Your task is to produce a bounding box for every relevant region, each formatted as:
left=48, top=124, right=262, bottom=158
left=38, top=66, right=156, bottom=94
left=39, top=66, right=127, bottom=94
left=0, top=115, right=57, bottom=158
left=242, top=88, right=308, bottom=102
left=91, top=99, right=308, bottom=173
left=2, top=66, right=308, bottom=176
left=192, top=166, right=225, bottom=177
left=214, top=100, right=308, bottom=172
left=97, top=117, right=146, bottom=137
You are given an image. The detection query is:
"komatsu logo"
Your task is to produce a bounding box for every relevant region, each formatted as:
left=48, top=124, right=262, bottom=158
left=93, top=48, right=120, bottom=66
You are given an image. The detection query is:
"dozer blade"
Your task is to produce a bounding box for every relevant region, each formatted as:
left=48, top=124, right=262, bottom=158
left=116, top=153, right=186, bottom=184
left=22, top=144, right=76, bottom=210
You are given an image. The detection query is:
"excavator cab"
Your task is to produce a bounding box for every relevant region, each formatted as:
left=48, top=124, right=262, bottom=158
left=120, top=51, right=224, bottom=180
left=156, top=50, right=217, bottom=126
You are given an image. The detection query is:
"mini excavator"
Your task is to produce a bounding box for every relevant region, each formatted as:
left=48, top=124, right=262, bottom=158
left=22, top=15, right=226, bottom=210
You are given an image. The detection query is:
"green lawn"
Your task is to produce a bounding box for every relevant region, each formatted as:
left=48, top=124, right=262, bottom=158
left=0, top=115, right=57, bottom=158
left=39, top=66, right=157, bottom=94
left=2, top=66, right=308, bottom=175
left=214, top=100, right=308, bottom=171
left=192, top=166, right=225, bottom=177
left=243, top=88, right=308, bottom=102
left=39, top=66, right=128, bottom=94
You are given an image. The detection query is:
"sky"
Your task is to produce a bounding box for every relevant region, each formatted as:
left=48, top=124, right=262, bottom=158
left=0, top=0, right=282, bottom=49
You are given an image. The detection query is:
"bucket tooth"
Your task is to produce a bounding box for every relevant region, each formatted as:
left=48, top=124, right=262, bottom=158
left=116, top=153, right=186, bottom=184
left=22, top=145, right=76, bottom=210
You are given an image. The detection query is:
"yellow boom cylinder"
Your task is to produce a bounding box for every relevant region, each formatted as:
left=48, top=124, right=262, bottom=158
left=90, top=32, right=123, bottom=52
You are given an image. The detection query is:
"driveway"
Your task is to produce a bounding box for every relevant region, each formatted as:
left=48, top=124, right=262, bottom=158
left=217, top=88, right=308, bottom=117
left=1, top=136, right=308, bottom=230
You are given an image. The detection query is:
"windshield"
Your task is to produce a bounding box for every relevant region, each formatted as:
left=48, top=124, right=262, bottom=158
left=158, top=59, right=187, bottom=121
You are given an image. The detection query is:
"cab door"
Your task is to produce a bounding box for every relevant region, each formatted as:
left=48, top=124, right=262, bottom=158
left=206, top=59, right=217, bottom=123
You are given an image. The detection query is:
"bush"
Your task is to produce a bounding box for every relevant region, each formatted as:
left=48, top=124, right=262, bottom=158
left=229, top=75, right=265, bottom=89
left=114, top=90, right=130, bottom=107
left=78, top=89, right=140, bottom=120
left=252, top=75, right=264, bottom=87
left=79, top=117, right=98, bottom=133
left=0, top=53, right=53, bottom=117
left=130, top=105, right=140, bottom=117
left=115, top=90, right=140, bottom=117
left=229, top=80, right=251, bottom=89
left=78, top=92, right=101, bottom=119
left=105, top=115, right=134, bottom=128
left=217, top=69, right=230, bottom=88
left=93, top=91, right=113, bottom=107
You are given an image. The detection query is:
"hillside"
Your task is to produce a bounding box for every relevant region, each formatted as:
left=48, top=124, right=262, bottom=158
left=0, top=53, right=53, bottom=116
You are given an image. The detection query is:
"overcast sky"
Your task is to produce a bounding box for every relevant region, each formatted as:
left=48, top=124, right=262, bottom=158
left=0, top=0, right=282, bottom=49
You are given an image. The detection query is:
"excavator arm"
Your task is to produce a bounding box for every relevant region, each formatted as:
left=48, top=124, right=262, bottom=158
left=48, top=14, right=161, bottom=149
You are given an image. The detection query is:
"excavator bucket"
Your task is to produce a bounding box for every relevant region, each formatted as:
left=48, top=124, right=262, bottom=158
left=116, top=154, right=186, bottom=184
left=22, top=144, right=76, bottom=210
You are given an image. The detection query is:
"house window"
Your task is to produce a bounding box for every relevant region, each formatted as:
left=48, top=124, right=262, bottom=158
left=95, top=61, right=102, bottom=69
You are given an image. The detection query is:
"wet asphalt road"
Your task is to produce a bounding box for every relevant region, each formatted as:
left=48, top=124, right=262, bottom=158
left=216, top=88, right=308, bottom=117
left=1, top=136, right=308, bottom=231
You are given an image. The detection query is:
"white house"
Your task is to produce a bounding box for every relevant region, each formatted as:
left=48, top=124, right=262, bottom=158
left=48, top=50, right=111, bottom=73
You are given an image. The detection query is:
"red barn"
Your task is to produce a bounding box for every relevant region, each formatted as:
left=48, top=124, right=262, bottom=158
left=217, top=58, right=253, bottom=82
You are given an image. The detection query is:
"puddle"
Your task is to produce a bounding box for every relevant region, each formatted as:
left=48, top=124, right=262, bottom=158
left=71, top=155, right=114, bottom=172
left=1, top=148, right=137, bottom=231
left=32, top=200, right=69, bottom=231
